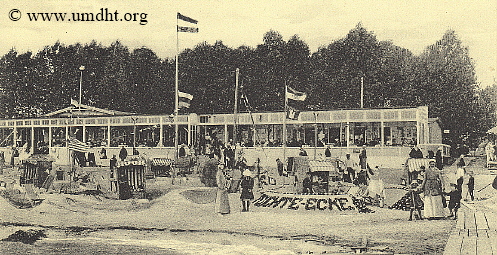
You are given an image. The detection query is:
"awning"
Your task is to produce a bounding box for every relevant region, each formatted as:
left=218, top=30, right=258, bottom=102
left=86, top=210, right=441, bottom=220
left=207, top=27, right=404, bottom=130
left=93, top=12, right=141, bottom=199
left=308, top=160, right=338, bottom=172
left=151, top=158, right=173, bottom=166
left=406, top=158, right=432, bottom=172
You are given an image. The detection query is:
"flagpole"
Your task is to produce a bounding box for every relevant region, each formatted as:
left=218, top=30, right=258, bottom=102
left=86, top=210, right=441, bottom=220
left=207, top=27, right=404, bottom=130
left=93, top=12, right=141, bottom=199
left=78, top=66, right=85, bottom=105
left=283, top=81, right=287, bottom=174
left=173, top=14, right=180, bottom=185
left=175, top=14, right=179, bottom=161
left=68, top=146, right=72, bottom=193
left=360, top=76, right=364, bottom=108
left=234, top=68, right=239, bottom=154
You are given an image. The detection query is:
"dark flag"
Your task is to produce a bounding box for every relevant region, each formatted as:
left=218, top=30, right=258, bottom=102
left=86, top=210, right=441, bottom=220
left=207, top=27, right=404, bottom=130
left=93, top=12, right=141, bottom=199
left=177, top=13, right=198, bottom=24
left=286, top=106, right=301, bottom=120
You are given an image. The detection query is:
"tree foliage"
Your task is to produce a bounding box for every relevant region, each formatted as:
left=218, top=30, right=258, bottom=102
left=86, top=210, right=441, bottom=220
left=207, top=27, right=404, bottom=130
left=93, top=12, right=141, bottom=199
left=0, top=26, right=493, bottom=146
left=409, top=30, right=489, bottom=144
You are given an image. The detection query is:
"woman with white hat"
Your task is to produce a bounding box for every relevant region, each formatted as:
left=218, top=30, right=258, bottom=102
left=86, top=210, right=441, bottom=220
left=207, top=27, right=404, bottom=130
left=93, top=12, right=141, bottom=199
left=422, top=159, right=446, bottom=219
left=240, top=169, right=254, bottom=212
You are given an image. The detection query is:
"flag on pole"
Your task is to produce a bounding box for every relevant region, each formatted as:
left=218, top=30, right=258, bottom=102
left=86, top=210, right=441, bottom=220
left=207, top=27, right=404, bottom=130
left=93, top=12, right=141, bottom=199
left=177, top=26, right=199, bottom=33
left=177, top=13, right=198, bottom=33
left=177, top=13, right=198, bottom=24
left=285, top=85, right=306, bottom=120
left=286, top=106, right=301, bottom=120
left=70, top=98, right=79, bottom=106
left=286, top=86, right=307, bottom=101
left=68, top=137, right=89, bottom=152
left=178, top=91, right=193, bottom=108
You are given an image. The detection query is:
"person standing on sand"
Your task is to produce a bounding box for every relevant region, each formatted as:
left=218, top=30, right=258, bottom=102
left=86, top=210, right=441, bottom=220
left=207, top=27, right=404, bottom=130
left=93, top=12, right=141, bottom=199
left=446, top=183, right=462, bottom=220
left=302, top=172, right=313, bottom=194
left=466, top=172, right=475, bottom=202
left=359, top=145, right=367, bottom=169
left=422, top=160, right=446, bottom=219
left=240, top=169, right=254, bottom=212
left=215, top=164, right=230, bottom=215
left=486, top=141, right=496, bottom=162
left=408, top=181, right=424, bottom=221
left=343, top=153, right=357, bottom=183
left=276, top=158, right=284, bottom=176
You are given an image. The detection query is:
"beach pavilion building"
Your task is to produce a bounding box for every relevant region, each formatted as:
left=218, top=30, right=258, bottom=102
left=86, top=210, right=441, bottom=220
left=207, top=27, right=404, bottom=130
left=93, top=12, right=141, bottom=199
left=0, top=103, right=446, bottom=169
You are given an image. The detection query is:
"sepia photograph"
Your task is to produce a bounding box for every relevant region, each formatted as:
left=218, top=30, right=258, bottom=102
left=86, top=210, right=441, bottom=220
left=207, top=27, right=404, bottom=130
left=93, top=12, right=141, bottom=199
left=1, top=0, right=497, bottom=254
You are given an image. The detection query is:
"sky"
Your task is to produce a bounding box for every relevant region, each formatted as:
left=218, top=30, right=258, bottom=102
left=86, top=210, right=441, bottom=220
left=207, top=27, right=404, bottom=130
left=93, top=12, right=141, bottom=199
left=2, top=0, right=496, bottom=88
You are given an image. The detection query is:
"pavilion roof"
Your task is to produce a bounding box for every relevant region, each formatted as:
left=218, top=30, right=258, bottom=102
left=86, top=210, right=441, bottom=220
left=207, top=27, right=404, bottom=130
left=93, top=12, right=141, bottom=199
left=43, top=102, right=134, bottom=118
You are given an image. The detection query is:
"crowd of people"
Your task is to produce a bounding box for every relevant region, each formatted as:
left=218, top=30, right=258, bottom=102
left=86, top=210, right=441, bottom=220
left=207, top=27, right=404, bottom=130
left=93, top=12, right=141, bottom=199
left=391, top=146, right=475, bottom=221
left=301, top=145, right=378, bottom=198
left=213, top=158, right=255, bottom=216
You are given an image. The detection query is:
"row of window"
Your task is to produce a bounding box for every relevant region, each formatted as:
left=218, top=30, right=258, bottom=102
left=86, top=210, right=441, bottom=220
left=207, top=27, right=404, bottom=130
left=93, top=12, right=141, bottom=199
left=0, top=121, right=418, bottom=151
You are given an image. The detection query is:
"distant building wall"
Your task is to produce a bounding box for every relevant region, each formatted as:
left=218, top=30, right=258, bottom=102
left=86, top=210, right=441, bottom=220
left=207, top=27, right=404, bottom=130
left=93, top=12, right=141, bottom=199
left=429, top=118, right=443, bottom=144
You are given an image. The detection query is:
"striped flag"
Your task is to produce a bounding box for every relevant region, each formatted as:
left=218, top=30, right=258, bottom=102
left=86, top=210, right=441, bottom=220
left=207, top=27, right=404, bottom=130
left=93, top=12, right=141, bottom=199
left=178, top=91, right=193, bottom=108
left=177, top=13, right=198, bottom=33
left=68, top=137, right=89, bottom=152
left=285, top=85, right=306, bottom=120
left=177, top=26, right=199, bottom=33
left=286, top=86, right=307, bottom=101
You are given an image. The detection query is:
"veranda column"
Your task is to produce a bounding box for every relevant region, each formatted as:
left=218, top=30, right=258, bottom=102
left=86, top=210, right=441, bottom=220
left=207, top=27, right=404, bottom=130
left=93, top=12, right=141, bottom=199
left=346, top=121, right=350, bottom=148
left=107, top=118, right=111, bottom=147
left=224, top=124, right=228, bottom=145
left=13, top=123, right=17, bottom=148
left=159, top=117, right=164, bottom=147
left=416, top=116, right=420, bottom=146
left=30, top=126, right=34, bottom=153
left=188, top=117, right=192, bottom=146
left=65, top=126, right=69, bottom=146
left=49, top=127, right=52, bottom=147
left=380, top=121, right=385, bottom=146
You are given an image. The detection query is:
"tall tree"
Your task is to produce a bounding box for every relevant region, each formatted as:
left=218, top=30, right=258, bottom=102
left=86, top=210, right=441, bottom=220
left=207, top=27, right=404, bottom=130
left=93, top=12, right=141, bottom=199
left=413, top=30, right=483, bottom=145
left=95, top=40, right=130, bottom=111
left=179, top=40, right=237, bottom=114
left=310, top=23, right=387, bottom=109
left=243, top=30, right=310, bottom=112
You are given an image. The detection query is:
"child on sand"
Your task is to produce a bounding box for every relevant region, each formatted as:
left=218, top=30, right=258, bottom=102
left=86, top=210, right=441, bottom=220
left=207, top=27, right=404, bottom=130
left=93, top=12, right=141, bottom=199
left=240, top=169, right=254, bottom=212
left=388, top=180, right=424, bottom=219
left=446, top=183, right=462, bottom=220
left=408, top=181, right=424, bottom=221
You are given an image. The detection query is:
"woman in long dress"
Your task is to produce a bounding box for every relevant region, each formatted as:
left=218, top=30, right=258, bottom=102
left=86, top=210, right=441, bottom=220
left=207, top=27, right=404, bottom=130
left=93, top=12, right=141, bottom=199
left=422, top=160, right=446, bottom=219
left=215, top=165, right=230, bottom=215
